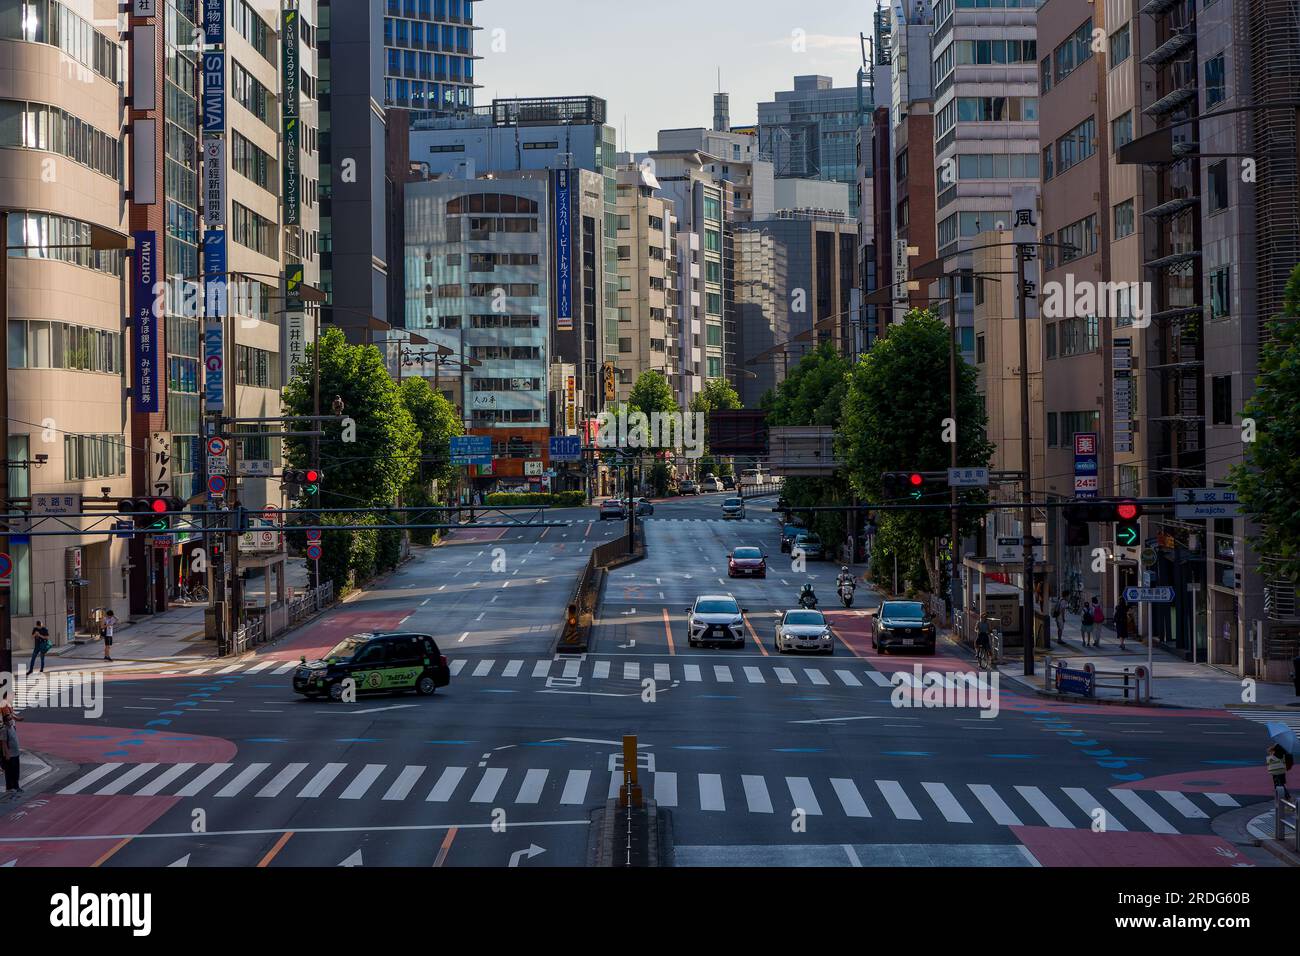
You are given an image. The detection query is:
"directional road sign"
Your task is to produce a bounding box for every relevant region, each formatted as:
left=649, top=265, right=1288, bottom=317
left=1124, top=586, right=1174, bottom=604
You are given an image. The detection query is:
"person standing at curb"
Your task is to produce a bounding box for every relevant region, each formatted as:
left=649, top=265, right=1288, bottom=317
left=1090, top=597, right=1104, bottom=649
left=26, top=621, right=50, bottom=675
left=103, top=609, right=117, bottom=662
left=1267, top=743, right=1293, bottom=798
left=1, top=704, right=22, bottom=798
left=1115, top=594, right=1130, bottom=650
left=1051, top=594, right=1065, bottom=643
left=1080, top=598, right=1095, bottom=647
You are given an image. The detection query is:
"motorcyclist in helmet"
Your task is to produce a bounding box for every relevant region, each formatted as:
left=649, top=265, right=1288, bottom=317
left=799, top=582, right=818, bottom=608
left=837, top=566, right=855, bottom=591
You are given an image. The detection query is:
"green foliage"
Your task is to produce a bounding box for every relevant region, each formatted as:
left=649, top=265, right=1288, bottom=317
left=627, top=370, right=679, bottom=418
left=842, top=310, right=993, bottom=591
left=485, top=491, right=585, bottom=507
left=765, top=342, right=851, bottom=428
left=282, top=328, right=419, bottom=588
left=1231, top=262, right=1300, bottom=579
left=649, top=462, right=672, bottom=497
left=376, top=527, right=403, bottom=573
left=781, top=475, right=850, bottom=547
left=399, top=376, right=463, bottom=491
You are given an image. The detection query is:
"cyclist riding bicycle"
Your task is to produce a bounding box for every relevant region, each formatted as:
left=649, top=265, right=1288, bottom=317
left=975, top=613, right=993, bottom=661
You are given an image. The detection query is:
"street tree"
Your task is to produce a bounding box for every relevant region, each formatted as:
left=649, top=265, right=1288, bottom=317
left=399, top=376, right=464, bottom=543
left=1231, top=262, right=1300, bottom=581
left=841, top=310, right=993, bottom=593
left=282, top=327, right=419, bottom=590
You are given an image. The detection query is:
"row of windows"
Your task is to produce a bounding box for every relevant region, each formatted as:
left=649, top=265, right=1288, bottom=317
left=956, top=38, right=1037, bottom=66
left=0, top=0, right=121, bottom=83
left=7, top=320, right=121, bottom=373
left=1048, top=19, right=1093, bottom=89
left=466, top=283, right=539, bottom=297
left=231, top=60, right=277, bottom=130
left=386, top=48, right=473, bottom=82
left=937, top=96, right=1037, bottom=134
left=937, top=210, right=1012, bottom=248
left=5, top=212, right=123, bottom=276
left=1044, top=316, right=1100, bottom=360
left=386, top=0, right=473, bottom=21
left=231, top=202, right=278, bottom=258
left=445, top=194, right=539, bottom=215
left=471, top=378, right=542, bottom=391
left=231, top=0, right=275, bottom=63
left=1043, top=116, right=1096, bottom=179
left=0, top=100, right=121, bottom=181
left=236, top=345, right=280, bottom=389
left=1046, top=411, right=1100, bottom=448
left=384, top=78, right=473, bottom=110
left=64, top=433, right=126, bottom=482
left=469, top=345, right=542, bottom=361
left=469, top=252, right=538, bottom=270
left=384, top=18, right=473, bottom=56
left=952, top=153, right=1040, bottom=181
left=470, top=409, right=543, bottom=426
left=1056, top=213, right=1098, bottom=264
left=232, top=130, right=276, bottom=193
left=470, top=314, right=540, bottom=329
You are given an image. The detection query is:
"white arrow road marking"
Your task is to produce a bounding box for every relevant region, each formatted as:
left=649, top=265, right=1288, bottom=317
left=168, top=854, right=190, bottom=867
left=618, top=639, right=637, bottom=648
left=1, top=859, right=16, bottom=867
left=338, top=850, right=363, bottom=867
left=509, top=844, right=545, bottom=867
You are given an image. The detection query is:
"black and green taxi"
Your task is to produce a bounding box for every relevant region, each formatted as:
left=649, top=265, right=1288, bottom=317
left=293, top=632, right=451, bottom=701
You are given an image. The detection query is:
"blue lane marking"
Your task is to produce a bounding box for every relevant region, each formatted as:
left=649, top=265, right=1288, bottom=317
left=522, top=741, right=566, bottom=747
left=1082, top=748, right=1112, bottom=756
left=1204, top=759, right=1255, bottom=766
left=698, top=694, right=738, bottom=700
left=104, top=751, right=129, bottom=757
left=426, top=740, right=473, bottom=745
left=987, top=753, right=1038, bottom=759
left=336, top=738, right=381, bottom=743
left=75, top=735, right=114, bottom=740
left=773, top=747, right=823, bottom=753
left=1111, top=772, right=1145, bottom=781
left=881, top=751, right=931, bottom=757
left=479, top=689, right=518, bottom=694
left=1067, top=739, right=1101, bottom=747
left=789, top=697, right=825, bottom=701
left=247, top=738, right=287, bottom=743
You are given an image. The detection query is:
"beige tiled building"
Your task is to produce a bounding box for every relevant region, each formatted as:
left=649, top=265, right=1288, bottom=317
left=614, top=163, right=677, bottom=402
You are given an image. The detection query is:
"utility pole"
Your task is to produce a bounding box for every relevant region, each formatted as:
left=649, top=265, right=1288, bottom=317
left=0, top=210, right=11, bottom=676
left=947, top=275, right=960, bottom=627
left=310, top=305, right=320, bottom=589
left=1014, top=242, right=1035, bottom=676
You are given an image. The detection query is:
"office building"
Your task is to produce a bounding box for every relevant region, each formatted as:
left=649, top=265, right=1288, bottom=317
left=382, top=0, right=479, bottom=115
left=614, top=163, right=678, bottom=402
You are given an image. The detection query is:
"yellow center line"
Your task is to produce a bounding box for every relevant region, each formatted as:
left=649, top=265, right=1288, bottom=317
left=91, top=838, right=131, bottom=868
left=434, top=825, right=459, bottom=867
left=257, top=831, right=294, bottom=867
left=743, top=614, right=770, bottom=657
left=660, top=608, right=676, bottom=655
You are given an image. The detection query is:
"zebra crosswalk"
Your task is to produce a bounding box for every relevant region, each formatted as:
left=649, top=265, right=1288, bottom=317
left=52, top=758, right=1243, bottom=833
left=156, top=656, right=937, bottom=691
left=1227, top=708, right=1300, bottom=735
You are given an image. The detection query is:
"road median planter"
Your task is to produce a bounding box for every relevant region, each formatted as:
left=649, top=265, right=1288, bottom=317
left=556, top=529, right=645, bottom=654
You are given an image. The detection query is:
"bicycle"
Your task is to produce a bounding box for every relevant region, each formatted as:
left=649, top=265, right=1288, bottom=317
left=178, top=582, right=209, bottom=604
left=975, top=616, right=1001, bottom=671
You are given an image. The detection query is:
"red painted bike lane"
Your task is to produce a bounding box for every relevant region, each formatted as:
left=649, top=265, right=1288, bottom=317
left=260, top=606, right=413, bottom=661
left=0, top=725, right=235, bottom=867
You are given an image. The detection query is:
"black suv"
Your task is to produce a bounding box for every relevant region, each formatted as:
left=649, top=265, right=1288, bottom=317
left=293, top=632, right=451, bottom=700
left=871, top=602, right=938, bottom=655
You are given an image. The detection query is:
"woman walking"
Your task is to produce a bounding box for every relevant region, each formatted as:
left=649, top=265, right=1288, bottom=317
left=1, top=704, right=23, bottom=798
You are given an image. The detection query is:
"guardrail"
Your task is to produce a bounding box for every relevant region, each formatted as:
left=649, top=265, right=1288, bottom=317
left=739, top=481, right=783, bottom=500
left=227, top=581, right=335, bottom=656
left=558, top=530, right=642, bottom=653
left=1276, top=789, right=1298, bottom=852
left=1046, top=657, right=1151, bottom=703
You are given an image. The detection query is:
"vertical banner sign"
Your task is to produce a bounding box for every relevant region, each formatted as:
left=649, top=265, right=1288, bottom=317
left=203, top=136, right=226, bottom=227
left=1074, top=432, right=1099, bottom=498
left=283, top=262, right=305, bottom=378
left=202, top=51, right=225, bottom=133
left=554, top=170, right=573, bottom=330
left=204, top=320, right=225, bottom=413
left=132, top=230, right=160, bottom=412
left=151, top=432, right=174, bottom=497
left=281, top=9, right=301, bottom=227
left=203, top=230, right=227, bottom=305
left=1112, top=337, right=1134, bottom=454
left=203, top=0, right=224, bottom=44
left=566, top=374, right=576, bottom=431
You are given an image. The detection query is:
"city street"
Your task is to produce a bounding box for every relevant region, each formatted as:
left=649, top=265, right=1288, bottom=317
left=0, top=495, right=1287, bottom=868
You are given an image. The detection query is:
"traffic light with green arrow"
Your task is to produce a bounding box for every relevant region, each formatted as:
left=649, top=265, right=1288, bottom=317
left=1114, top=499, right=1142, bottom=548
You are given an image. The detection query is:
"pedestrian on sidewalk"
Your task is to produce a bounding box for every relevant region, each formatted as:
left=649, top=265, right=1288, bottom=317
left=1267, top=743, right=1293, bottom=798
left=103, top=610, right=117, bottom=662
left=1080, top=599, right=1096, bottom=647
left=26, top=621, right=50, bottom=675
left=1051, top=595, right=1065, bottom=643
left=1090, top=597, right=1105, bottom=649
left=1, top=704, right=23, bottom=797
left=1115, top=594, right=1130, bottom=650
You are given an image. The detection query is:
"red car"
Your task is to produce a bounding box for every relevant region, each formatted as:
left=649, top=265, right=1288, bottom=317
left=727, top=546, right=767, bottom=578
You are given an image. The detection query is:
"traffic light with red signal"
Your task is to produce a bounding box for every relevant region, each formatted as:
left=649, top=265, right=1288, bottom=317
left=1062, top=498, right=1143, bottom=548
left=117, top=496, right=184, bottom=531
left=282, top=468, right=323, bottom=500
left=1114, top=499, right=1142, bottom=548
left=881, top=471, right=932, bottom=502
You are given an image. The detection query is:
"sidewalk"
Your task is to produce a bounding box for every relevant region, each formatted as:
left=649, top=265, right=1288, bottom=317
left=33, top=602, right=212, bottom=675
left=995, top=613, right=1300, bottom=708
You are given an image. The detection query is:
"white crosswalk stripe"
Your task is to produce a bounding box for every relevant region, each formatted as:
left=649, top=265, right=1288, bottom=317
left=272, top=662, right=298, bottom=675
left=50, top=759, right=1242, bottom=834
left=449, top=659, right=468, bottom=676
left=835, top=670, right=862, bottom=687
left=593, top=660, right=610, bottom=679
left=502, top=660, right=523, bottom=678
left=743, top=666, right=765, bottom=684
left=563, top=660, right=581, bottom=679
left=774, top=667, right=796, bottom=684
left=804, top=668, right=829, bottom=686
left=864, top=670, right=894, bottom=687
left=684, top=664, right=702, bottom=682
left=713, top=665, right=733, bottom=683
left=531, top=660, right=550, bottom=679
left=471, top=659, right=494, bottom=677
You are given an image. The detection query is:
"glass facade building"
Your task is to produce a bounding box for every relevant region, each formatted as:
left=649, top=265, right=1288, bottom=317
left=383, top=0, right=478, bottom=114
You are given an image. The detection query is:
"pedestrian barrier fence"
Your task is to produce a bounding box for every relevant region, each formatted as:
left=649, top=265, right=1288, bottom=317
left=230, top=582, right=334, bottom=656
left=1276, top=790, right=1298, bottom=853
left=1046, top=657, right=1150, bottom=703
left=558, top=531, right=640, bottom=653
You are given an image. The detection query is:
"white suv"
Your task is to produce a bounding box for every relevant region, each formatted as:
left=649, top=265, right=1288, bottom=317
left=686, top=594, right=747, bottom=648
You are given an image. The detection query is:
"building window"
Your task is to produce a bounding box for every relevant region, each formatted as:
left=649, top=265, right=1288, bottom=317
left=63, top=433, right=127, bottom=481
left=975, top=334, right=985, bottom=364
left=1055, top=116, right=1096, bottom=174
left=231, top=202, right=278, bottom=258
left=707, top=356, right=722, bottom=377
left=1205, top=53, right=1226, bottom=108
left=706, top=324, right=722, bottom=346
left=618, top=337, right=632, bottom=353
left=1111, top=110, right=1133, bottom=150
left=1052, top=19, right=1094, bottom=85
left=1207, top=160, right=1228, bottom=212
left=1047, top=412, right=1059, bottom=447
left=1040, top=56, right=1052, bottom=94
left=0, top=99, right=122, bottom=181
left=0, top=0, right=121, bottom=83
left=1211, top=375, right=1232, bottom=425
left=1109, top=23, right=1131, bottom=67
left=703, top=195, right=722, bottom=221
left=704, top=229, right=721, bottom=252
left=1113, top=199, right=1134, bottom=238
left=1209, top=267, right=1231, bottom=319
left=1045, top=322, right=1057, bottom=359
left=7, top=320, right=122, bottom=374
left=1042, top=145, right=1054, bottom=181
left=956, top=96, right=1037, bottom=122
left=1058, top=214, right=1098, bottom=263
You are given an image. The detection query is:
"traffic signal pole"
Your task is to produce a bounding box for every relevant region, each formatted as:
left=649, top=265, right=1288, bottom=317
left=0, top=210, right=11, bottom=677
left=1015, top=243, right=1035, bottom=677
left=947, top=277, right=960, bottom=626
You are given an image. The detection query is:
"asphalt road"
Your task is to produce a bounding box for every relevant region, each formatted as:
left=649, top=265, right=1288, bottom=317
left=0, top=494, right=1283, bottom=868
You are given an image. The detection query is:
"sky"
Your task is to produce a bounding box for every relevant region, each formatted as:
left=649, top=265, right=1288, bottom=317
left=477, top=0, right=873, bottom=154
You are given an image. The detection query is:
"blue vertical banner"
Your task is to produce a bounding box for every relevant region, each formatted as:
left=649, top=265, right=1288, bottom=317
left=202, top=51, right=225, bottom=133
left=203, top=230, right=227, bottom=305
left=204, top=320, right=225, bottom=413
left=132, top=230, right=160, bottom=413
left=203, top=0, right=224, bottom=44
left=554, top=169, right=572, bottom=330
